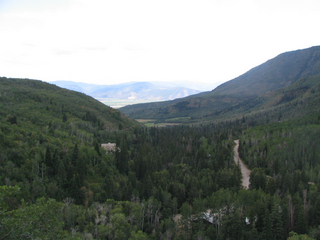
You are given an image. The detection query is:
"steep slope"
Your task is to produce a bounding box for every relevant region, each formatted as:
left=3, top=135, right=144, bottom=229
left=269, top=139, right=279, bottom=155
left=120, top=46, right=320, bottom=123
left=213, top=45, right=320, bottom=97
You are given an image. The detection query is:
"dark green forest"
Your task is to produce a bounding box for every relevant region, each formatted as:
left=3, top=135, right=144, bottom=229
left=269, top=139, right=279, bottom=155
left=1, top=77, right=320, bottom=239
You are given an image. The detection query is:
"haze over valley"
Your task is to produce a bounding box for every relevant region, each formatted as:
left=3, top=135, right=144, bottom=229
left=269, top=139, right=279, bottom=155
left=2, top=0, right=320, bottom=238
left=50, top=80, right=213, bottom=108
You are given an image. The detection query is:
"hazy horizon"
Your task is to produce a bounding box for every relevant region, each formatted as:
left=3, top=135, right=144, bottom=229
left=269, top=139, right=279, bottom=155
left=1, top=0, right=319, bottom=86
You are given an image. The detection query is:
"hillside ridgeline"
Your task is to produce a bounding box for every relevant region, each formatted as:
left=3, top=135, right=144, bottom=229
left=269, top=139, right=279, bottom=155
left=120, top=46, right=320, bottom=125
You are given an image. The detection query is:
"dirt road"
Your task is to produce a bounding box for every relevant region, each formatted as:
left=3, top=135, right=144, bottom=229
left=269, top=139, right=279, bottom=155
left=234, top=140, right=251, bottom=189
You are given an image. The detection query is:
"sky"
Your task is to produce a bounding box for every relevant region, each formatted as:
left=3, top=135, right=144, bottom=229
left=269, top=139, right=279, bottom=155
left=0, top=0, right=319, bottom=88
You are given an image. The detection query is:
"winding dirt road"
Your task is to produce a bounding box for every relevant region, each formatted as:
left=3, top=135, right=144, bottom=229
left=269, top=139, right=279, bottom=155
left=173, top=140, right=251, bottom=224
left=234, top=140, right=251, bottom=189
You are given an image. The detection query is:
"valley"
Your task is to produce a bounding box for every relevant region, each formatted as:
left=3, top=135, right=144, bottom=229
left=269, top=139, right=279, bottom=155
left=2, top=46, right=320, bottom=239
left=120, top=46, right=320, bottom=126
left=99, top=99, right=160, bottom=109
left=51, top=81, right=203, bottom=108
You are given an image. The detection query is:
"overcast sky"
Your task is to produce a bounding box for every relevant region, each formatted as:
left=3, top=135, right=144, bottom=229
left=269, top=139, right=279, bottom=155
left=0, top=0, right=319, bottom=87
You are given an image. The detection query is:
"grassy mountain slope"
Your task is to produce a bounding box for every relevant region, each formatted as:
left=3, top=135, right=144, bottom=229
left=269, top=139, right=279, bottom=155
left=120, top=46, right=320, bottom=124
left=213, top=45, right=320, bottom=97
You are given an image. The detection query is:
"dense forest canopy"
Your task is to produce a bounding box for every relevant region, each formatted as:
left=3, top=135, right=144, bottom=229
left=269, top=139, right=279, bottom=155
left=1, top=64, right=320, bottom=240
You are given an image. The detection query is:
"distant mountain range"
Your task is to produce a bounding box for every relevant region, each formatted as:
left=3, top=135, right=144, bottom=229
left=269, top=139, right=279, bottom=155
left=120, top=46, right=320, bottom=124
left=50, top=81, right=214, bottom=102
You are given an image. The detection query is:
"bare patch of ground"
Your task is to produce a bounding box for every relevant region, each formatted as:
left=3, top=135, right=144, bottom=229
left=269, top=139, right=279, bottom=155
left=234, top=140, right=251, bottom=189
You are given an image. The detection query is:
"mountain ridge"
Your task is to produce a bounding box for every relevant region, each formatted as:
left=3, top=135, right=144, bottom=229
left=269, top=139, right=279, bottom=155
left=50, top=81, right=202, bottom=101
left=120, top=45, right=320, bottom=124
left=212, top=45, right=320, bottom=97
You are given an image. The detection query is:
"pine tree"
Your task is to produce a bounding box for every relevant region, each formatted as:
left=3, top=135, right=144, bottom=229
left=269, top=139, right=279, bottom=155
left=261, top=208, right=272, bottom=240
left=103, top=174, right=114, bottom=199
left=143, top=173, right=153, bottom=200
left=116, top=136, right=129, bottom=175
left=221, top=210, right=243, bottom=240
left=71, top=143, right=79, bottom=169
left=270, top=203, right=284, bottom=239
left=70, top=174, right=83, bottom=205
left=57, top=158, right=67, bottom=189
left=266, top=177, right=277, bottom=195
left=255, top=202, right=266, bottom=233
left=294, top=205, right=307, bottom=234
left=94, top=141, right=101, bottom=156
left=76, top=155, right=86, bottom=186
left=62, top=113, right=67, bottom=122
left=230, top=210, right=243, bottom=240
left=45, top=146, right=54, bottom=177
left=292, top=193, right=307, bottom=235
left=312, top=195, right=320, bottom=226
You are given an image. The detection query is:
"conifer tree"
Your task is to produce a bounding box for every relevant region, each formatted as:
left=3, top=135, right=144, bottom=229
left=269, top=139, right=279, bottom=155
left=103, top=174, right=114, bottom=199
left=116, top=136, right=129, bottom=175
left=94, top=141, right=101, bottom=156
left=70, top=174, right=83, bottom=205
left=261, top=208, right=272, bottom=240
left=221, top=210, right=243, bottom=240
left=76, top=155, right=86, bottom=186
left=271, top=203, right=284, bottom=239
left=294, top=205, right=307, bottom=234
left=57, top=158, right=67, bottom=189
left=312, top=195, right=320, bottom=226
left=71, top=143, right=79, bottom=169
left=45, top=146, right=54, bottom=177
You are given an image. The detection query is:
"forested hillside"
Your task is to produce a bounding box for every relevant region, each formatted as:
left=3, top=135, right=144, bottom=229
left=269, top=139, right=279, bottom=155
left=0, top=78, right=237, bottom=239
left=0, top=79, right=240, bottom=239
left=238, top=112, right=320, bottom=239
left=2, top=71, right=320, bottom=239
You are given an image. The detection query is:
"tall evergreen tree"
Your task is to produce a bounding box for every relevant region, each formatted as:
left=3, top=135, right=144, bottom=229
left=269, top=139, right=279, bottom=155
left=71, top=143, right=79, bottom=170
left=116, top=136, right=129, bottom=175
left=294, top=205, right=307, bottom=234
left=103, top=174, right=114, bottom=199
left=312, top=195, right=320, bottom=226
left=70, top=174, right=83, bottom=205
left=57, top=158, right=67, bottom=189
left=270, top=203, right=284, bottom=240
left=261, top=208, right=272, bottom=240
left=221, top=210, right=243, bottom=240
left=45, top=146, right=54, bottom=177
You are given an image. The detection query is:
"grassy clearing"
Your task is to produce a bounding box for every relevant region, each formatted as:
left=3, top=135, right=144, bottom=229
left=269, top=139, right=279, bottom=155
left=136, top=118, right=184, bottom=127
left=165, top=117, right=191, bottom=123
left=136, top=119, right=156, bottom=123
left=99, top=99, right=158, bottom=109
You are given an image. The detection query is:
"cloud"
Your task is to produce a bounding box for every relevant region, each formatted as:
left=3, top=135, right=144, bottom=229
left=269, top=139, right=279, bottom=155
left=0, top=0, right=319, bottom=84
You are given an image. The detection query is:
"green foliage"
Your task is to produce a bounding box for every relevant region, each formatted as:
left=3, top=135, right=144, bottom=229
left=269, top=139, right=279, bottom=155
left=0, top=185, right=20, bottom=212
left=288, top=231, right=315, bottom=239
left=3, top=76, right=320, bottom=239
left=1, top=197, right=67, bottom=239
